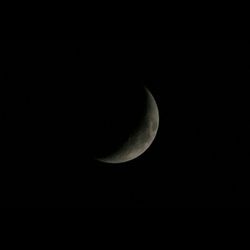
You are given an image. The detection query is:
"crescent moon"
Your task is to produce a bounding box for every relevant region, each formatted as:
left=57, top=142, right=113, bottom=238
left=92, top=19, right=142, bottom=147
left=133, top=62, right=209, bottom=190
left=97, top=87, right=159, bottom=164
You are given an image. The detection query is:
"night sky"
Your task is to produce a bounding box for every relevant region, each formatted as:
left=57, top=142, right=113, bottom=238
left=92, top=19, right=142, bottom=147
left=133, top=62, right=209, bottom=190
left=1, top=40, right=249, bottom=207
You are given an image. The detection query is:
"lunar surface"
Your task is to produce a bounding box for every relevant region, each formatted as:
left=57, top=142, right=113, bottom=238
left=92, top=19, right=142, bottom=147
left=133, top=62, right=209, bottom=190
left=97, top=87, right=159, bottom=164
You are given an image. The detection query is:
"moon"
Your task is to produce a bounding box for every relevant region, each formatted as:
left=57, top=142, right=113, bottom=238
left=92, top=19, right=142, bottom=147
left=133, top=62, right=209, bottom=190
left=97, top=87, right=159, bottom=164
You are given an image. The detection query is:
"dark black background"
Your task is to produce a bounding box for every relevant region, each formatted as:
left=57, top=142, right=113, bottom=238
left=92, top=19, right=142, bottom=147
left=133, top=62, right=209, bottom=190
left=0, top=40, right=249, bottom=207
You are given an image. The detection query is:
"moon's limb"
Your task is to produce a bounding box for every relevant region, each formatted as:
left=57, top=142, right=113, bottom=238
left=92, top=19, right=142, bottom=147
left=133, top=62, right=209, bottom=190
left=98, top=87, right=159, bottom=164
